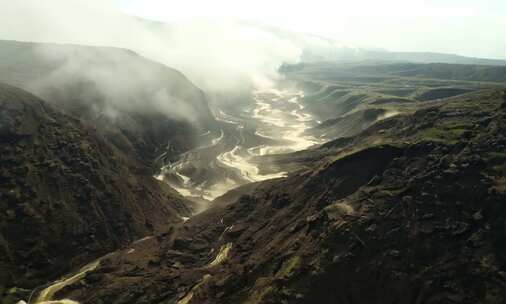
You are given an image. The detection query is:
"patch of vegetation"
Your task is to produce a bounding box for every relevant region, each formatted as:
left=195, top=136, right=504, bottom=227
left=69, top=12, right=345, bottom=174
left=376, top=88, right=416, bottom=97
left=247, top=277, right=279, bottom=304
left=493, top=163, right=506, bottom=174
left=486, top=152, right=506, bottom=160
left=415, top=88, right=473, bottom=101
left=445, top=121, right=475, bottom=129
left=276, top=256, right=302, bottom=279
left=416, top=127, right=467, bottom=144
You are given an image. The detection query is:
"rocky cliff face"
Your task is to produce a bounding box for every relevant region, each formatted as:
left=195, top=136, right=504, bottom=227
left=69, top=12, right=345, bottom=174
left=0, top=83, right=193, bottom=290
left=56, top=90, right=506, bottom=304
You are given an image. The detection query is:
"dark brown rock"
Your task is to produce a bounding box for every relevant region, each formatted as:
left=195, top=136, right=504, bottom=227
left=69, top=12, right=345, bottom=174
left=0, top=84, right=192, bottom=289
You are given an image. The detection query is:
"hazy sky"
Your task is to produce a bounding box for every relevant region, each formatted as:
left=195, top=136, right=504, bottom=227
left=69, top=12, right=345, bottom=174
left=1, top=0, right=504, bottom=93
left=119, top=0, right=506, bottom=59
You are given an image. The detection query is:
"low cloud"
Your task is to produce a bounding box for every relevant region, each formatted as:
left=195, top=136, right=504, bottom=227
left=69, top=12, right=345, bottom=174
left=0, top=0, right=301, bottom=93
left=22, top=43, right=205, bottom=123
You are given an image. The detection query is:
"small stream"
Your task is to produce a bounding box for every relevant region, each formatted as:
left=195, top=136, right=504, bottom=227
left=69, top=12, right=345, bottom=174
left=157, top=87, right=323, bottom=204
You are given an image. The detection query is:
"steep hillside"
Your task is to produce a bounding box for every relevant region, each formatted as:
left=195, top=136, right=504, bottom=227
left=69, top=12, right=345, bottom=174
left=0, top=83, right=193, bottom=291
left=0, top=40, right=218, bottom=171
left=49, top=90, right=506, bottom=304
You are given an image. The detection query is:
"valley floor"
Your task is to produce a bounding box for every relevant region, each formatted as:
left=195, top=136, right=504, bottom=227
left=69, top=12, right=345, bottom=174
left=157, top=86, right=324, bottom=207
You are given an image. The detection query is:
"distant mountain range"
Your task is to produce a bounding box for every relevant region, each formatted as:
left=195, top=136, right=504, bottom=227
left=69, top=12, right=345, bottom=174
left=132, top=18, right=506, bottom=67
left=245, top=22, right=506, bottom=66
left=300, top=48, right=506, bottom=66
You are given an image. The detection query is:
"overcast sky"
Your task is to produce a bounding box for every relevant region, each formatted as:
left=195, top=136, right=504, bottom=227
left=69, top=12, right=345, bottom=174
left=118, top=0, right=506, bottom=59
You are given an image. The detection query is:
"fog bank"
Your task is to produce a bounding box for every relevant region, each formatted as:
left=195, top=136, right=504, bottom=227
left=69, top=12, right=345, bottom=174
left=0, top=0, right=301, bottom=92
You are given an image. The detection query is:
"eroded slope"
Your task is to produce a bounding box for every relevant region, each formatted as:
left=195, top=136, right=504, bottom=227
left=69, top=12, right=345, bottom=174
left=0, top=84, right=192, bottom=290
left=55, top=90, right=506, bottom=303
